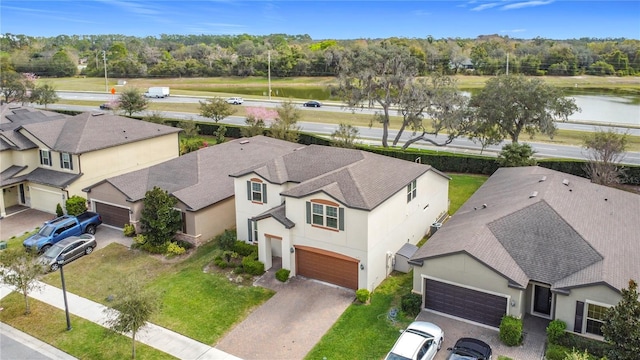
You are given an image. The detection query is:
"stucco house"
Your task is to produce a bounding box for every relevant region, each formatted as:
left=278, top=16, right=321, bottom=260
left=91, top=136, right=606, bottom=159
left=0, top=105, right=180, bottom=217
left=231, top=145, right=450, bottom=291
left=83, top=136, right=302, bottom=245
left=410, top=166, right=639, bottom=338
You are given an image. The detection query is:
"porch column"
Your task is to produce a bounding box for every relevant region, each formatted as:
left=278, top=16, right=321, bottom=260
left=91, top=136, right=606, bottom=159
left=0, top=189, right=6, bottom=218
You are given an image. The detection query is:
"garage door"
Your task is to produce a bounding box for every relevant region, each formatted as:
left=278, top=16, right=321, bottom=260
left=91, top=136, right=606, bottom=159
left=30, top=186, right=61, bottom=213
left=95, top=202, right=129, bottom=228
left=424, top=279, right=507, bottom=328
left=296, top=246, right=358, bottom=290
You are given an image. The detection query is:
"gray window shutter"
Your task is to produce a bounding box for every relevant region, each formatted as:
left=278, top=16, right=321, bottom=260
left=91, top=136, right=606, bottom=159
left=573, top=301, right=584, bottom=333
left=306, top=202, right=311, bottom=224
left=69, top=154, right=73, bottom=170
left=246, top=181, right=251, bottom=200
left=48, top=151, right=51, bottom=164
left=339, top=207, right=345, bottom=230
left=247, top=219, right=252, bottom=242
left=59, top=153, right=63, bottom=167
left=39, top=150, right=43, bottom=164
left=262, top=183, right=267, bottom=203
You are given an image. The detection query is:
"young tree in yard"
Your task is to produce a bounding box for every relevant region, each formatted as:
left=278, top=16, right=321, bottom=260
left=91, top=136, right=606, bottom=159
left=104, top=276, right=159, bottom=360
left=471, top=75, right=579, bottom=143
left=0, top=249, right=44, bottom=314
left=199, top=97, right=235, bottom=123
left=140, top=186, right=181, bottom=247
left=601, top=279, right=640, bottom=360
left=30, top=83, right=59, bottom=109
left=331, top=123, right=359, bottom=148
left=270, top=99, right=301, bottom=142
left=583, top=129, right=628, bottom=185
left=497, top=143, right=537, bottom=167
left=118, top=88, right=148, bottom=116
left=179, top=120, right=200, bottom=138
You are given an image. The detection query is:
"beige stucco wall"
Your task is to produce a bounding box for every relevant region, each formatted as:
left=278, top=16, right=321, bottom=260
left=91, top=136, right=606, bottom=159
left=1, top=148, right=40, bottom=175
left=413, top=252, right=525, bottom=318
left=234, top=174, right=286, bottom=242
left=256, top=216, right=293, bottom=272
left=190, top=197, right=236, bottom=244
left=554, top=284, right=621, bottom=334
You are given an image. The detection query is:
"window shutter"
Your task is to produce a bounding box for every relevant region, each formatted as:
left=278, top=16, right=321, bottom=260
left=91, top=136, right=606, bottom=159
left=69, top=155, right=73, bottom=170
left=306, top=202, right=311, bottom=224
left=339, top=208, right=345, bottom=231
left=60, top=153, right=63, bottom=167
left=39, top=150, right=44, bottom=164
left=262, top=183, right=268, bottom=203
left=246, top=181, right=251, bottom=200
left=247, top=219, right=252, bottom=242
left=573, top=301, right=584, bottom=333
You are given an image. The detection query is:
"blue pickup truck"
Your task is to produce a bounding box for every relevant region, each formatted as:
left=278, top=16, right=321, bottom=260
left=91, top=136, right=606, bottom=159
left=23, top=212, right=102, bottom=252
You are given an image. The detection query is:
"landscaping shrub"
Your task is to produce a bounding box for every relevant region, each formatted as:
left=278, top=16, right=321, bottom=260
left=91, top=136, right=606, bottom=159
left=545, top=344, right=570, bottom=360
left=241, top=257, right=264, bottom=275
left=556, top=333, right=610, bottom=359
left=65, top=195, right=87, bottom=216
left=123, top=224, right=136, bottom=237
left=400, top=292, right=422, bottom=317
left=216, top=229, right=236, bottom=251
left=275, top=268, right=290, bottom=282
left=214, top=256, right=228, bottom=269
left=233, top=240, right=257, bottom=257
left=166, top=242, right=186, bottom=256
left=499, top=315, right=523, bottom=346
left=55, top=203, right=64, bottom=217
left=133, top=234, right=146, bottom=246
left=356, top=289, right=370, bottom=304
left=546, top=319, right=567, bottom=344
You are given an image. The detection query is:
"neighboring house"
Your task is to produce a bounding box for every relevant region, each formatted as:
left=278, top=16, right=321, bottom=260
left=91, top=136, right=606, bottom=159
left=410, top=166, right=639, bottom=339
left=0, top=105, right=180, bottom=217
left=231, top=145, right=450, bottom=291
left=83, top=136, right=302, bottom=245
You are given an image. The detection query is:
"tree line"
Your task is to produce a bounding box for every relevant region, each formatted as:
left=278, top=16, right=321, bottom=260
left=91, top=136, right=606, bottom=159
left=1, top=33, right=639, bottom=78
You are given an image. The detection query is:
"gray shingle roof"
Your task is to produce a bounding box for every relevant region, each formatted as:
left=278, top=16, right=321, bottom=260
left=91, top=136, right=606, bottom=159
left=15, top=167, right=82, bottom=188
left=252, top=203, right=295, bottom=229
left=411, top=166, right=640, bottom=293
left=0, top=105, right=67, bottom=151
left=0, top=165, right=27, bottom=186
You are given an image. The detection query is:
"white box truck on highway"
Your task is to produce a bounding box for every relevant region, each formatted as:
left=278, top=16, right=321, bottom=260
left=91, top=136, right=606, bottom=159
left=144, top=87, right=170, bottom=98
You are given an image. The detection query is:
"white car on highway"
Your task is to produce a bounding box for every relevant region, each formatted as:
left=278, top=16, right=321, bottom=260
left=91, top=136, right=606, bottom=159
left=226, top=97, right=244, bottom=105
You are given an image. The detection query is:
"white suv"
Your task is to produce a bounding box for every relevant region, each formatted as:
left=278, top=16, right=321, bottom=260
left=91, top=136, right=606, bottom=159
left=226, top=97, right=244, bottom=105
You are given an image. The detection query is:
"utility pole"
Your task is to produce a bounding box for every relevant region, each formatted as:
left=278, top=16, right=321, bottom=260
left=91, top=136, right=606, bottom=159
left=506, top=53, right=509, bottom=75
left=103, top=50, right=108, bottom=92
left=268, top=51, right=272, bottom=100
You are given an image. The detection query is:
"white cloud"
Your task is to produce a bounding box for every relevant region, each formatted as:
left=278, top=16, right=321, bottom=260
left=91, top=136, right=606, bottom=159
left=501, top=1, right=554, bottom=10
left=471, top=2, right=502, bottom=11
left=412, top=10, right=432, bottom=16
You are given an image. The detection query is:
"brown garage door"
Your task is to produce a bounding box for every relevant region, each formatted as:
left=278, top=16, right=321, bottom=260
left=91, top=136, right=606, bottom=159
left=296, top=246, right=358, bottom=290
left=95, top=202, right=129, bottom=228
left=424, top=279, right=507, bottom=328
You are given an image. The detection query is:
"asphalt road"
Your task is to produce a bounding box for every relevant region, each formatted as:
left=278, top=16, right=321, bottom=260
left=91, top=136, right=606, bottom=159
left=46, top=93, right=640, bottom=165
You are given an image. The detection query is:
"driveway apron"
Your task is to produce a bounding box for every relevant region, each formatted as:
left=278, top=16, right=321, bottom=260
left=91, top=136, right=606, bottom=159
left=216, top=274, right=355, bottom=360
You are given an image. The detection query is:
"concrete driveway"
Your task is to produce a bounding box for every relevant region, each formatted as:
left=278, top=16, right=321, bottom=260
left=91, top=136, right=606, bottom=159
left=416, top=311, right=547, bottom=360
left=215, top=269, right=355, bottom=360
left=0, top=208, right=53, bottom=240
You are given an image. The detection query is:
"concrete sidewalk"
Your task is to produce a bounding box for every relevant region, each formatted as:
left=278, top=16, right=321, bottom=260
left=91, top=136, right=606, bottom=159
left=0, top=282, right=240, bottom=360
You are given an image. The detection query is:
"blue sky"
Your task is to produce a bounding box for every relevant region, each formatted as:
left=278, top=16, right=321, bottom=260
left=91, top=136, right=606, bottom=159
left=1, top=1, right=638, bottom=40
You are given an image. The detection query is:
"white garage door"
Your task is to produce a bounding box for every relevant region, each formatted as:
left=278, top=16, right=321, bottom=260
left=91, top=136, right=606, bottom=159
left=30, top=186, right=62, bottom=213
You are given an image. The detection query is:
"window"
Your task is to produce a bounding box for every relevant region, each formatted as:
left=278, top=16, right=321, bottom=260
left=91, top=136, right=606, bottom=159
left=585, top=303, right=608, bottom=336
left=39, top=149, right=52, bottom=166
left=246, top=179, right=267, bottom=204
left=407, top=179, right=417, bottom=202
left=307, top=200, right=344, bottom=231
left=60, top=153, right=73, bottom=170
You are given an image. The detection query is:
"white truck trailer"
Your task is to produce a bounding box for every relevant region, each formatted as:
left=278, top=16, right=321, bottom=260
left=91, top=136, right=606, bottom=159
left=144, top=87, right=170, bottom=98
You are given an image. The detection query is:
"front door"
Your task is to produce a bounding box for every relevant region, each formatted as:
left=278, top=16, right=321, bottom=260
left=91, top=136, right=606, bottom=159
left=533, top=284, right=552, bottom=316
left=19, top=184, right=26, bottom=204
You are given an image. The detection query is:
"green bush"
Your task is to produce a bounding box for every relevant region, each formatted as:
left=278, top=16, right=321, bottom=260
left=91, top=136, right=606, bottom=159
left=275, top=268, right=290, bottom=282
left=241, top=257, right=264, bottom=275
left=55, top=203, right=64, bottom=217
left=65, top=195, right=87, bottom=216
left=400, top=292, right=422, bottom=317
left=216, top=229, right=237, bottom=251
left=166, top=242, right=186, bottom=256
left=556, top=332, right=610, bottom=359
left=499, top=315, right=523, bottom=346
left=545, top=344, right=570, bottom=360
left=133, top=234, right=146, bottom=245
left=233, top=240, right=257, bottom=257
left=123, top=224, right=136, bottom=237
left=547, top=319, right=567, bottom=344
left=355, top=289, right=370, bottom=303
left=214, top=257, right=228, bottom=269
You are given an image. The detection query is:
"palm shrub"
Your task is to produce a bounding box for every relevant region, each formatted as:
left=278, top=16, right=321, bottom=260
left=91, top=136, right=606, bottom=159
left=499, top=315, right=523, bottom=346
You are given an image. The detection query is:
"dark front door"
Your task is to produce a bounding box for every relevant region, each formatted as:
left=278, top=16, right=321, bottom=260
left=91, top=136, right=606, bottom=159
left=533, top=285, right=552, bottom=316
left=19, top=184, right=26, bottom=204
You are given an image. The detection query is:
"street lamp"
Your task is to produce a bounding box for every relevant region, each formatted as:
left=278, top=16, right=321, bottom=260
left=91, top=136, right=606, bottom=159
left=58, top=260, right=72, bottom=331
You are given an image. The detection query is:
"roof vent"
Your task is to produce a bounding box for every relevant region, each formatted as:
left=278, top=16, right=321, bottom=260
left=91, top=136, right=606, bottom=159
left=239, top=140, right=250, bottom=144
left=482, top=204, right=487, bottom=209
left=539, top=176, right=547, bottom=182
left=529, top=191, right=538, bottom=198
left=562, top=179, right=570, bottom=186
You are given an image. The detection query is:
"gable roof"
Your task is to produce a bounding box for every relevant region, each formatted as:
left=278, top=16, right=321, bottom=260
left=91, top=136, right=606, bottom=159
left=19, top=112, right=180, bottom=154
left=231, top=145, right=446, bottom=211
left=0, top=105, right=67, bottom=151
left=85, top=136, right=303, bottom=211
left=411, top=166, right=640, bottom=293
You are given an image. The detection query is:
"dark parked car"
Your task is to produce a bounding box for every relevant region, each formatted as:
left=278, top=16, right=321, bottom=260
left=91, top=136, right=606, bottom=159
left=99, top=103, right=112, bottom=110
left=38, top=234, right=97, bottom=272
left=447, top=338, right=492, bottom=360
left=303, top=100, right=322, bottom=107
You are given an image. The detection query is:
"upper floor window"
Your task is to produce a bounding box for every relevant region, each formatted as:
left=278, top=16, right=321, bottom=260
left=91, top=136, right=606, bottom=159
left=60, top=152, right=73, bottom=170
left=39, top=149, right=52, bottom=166
left=246, top=178, right=267, bottom=204
left=407, top=180, right=417, bottom=202
left=585, top=303, right=608, bottom=336
left=306, top=200, right=344, bottom=231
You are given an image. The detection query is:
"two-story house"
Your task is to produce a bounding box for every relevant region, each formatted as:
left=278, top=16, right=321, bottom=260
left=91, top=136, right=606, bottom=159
left=0, top=105, right=180, bottom=218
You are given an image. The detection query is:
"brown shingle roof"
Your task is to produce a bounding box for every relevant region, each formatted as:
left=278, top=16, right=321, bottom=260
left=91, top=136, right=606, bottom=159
left=411, top=166, right=640, bottom=293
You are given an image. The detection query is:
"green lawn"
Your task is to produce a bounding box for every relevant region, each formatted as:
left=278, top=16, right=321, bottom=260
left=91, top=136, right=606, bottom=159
left=448, top=174, right=489, bottom=214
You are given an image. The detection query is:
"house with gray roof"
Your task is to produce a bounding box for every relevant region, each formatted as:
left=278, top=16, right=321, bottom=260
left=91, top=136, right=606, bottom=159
left=0, top=105, right=179, bottom=217
left=231, top=145, right=450, bottom=291
left=410, top=166, right=639, bottom=336
left=83, top=136, right=303, bottom=245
